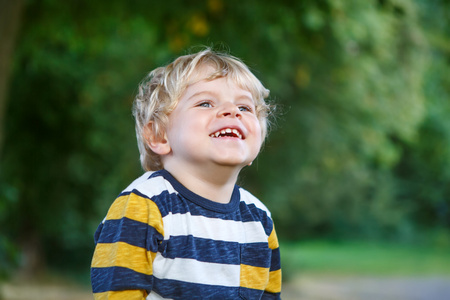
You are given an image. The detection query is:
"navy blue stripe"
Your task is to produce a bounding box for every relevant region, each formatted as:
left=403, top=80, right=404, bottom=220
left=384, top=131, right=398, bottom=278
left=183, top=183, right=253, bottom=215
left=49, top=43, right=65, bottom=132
left=241, top=243, right=272, bottom=268
left=96, top=218, right=163, bottom=252
left=153, top=277, right=240, bottom=299
left=160, top=236, right=240, bottom=265
left=159, top=169, right=241, bottom=214
left=179, top=199, right=242, bottom=221
left=148, top=190, right=243, bottom=221
left=93, top=222, right=104, bottom=243
left=239, top=286, right=266, bottom=299
left=91, top=267, right=152, bottom=293
left=239, top=287, right=281, bottom=299
left=243, top=202, right=273, bottom=236
left=261, top=291, right=281, bottom=299
left=119, top=190, right=133, bottom=197
left=148, top=170, right=163, bottom=180
left=118, top=188, right=166, bottom=203
left=270, top=247, right=281, bottom=271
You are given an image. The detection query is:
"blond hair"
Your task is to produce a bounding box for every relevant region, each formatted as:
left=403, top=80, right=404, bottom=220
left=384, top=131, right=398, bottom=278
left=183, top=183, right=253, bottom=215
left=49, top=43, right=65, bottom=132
left=133, top=48, right=271, bottom=171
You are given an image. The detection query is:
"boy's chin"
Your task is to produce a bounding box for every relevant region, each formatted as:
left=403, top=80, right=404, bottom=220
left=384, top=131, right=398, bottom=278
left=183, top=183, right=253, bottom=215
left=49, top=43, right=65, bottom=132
left=210, top=151, right=259, bottom=168
left=212, top=159, right=255, bottom=169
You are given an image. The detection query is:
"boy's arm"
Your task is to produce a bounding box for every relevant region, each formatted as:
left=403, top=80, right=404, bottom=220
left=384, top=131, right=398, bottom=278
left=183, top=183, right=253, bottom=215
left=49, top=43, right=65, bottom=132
left=263, top=225, right=282, bottom=299
left=91, top=192, right=164, bottom=300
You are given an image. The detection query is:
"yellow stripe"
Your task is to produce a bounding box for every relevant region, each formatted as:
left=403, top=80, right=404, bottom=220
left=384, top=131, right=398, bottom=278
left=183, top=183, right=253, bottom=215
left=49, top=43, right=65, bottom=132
left=265, top=269, right=282, bottom=293
left=268, top=227, right=279, bottom=249
left=92, top=242, right=154, bottom=275
left=94, top=290, right=147, bottom=300
left=240, top=264, right=269, bottom=290
left=106, top=193, right=164, bottom=236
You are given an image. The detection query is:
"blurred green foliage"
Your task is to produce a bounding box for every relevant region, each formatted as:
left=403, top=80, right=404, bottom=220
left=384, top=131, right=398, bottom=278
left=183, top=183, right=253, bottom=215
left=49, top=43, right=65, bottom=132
left=281, top=239, right=450, bottom=281
left=0, top=0, right=449, bottom=275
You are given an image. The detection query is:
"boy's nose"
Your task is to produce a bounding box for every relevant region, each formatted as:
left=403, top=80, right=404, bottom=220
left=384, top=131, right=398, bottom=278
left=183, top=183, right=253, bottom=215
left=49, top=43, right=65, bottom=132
left=218, top=103, right=241, bottom=118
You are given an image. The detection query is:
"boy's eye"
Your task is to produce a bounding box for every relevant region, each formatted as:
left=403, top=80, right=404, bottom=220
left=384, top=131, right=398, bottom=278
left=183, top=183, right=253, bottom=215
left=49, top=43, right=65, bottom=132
left=239, top=105, right=253, bottom=112
left=197, top=101, right=212, bottom=108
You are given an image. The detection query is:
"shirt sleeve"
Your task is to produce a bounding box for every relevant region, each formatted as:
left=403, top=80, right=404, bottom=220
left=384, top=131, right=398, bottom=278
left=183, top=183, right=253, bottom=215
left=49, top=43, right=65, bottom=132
left=263, top=224, right=282, bottom=299
left=91, top=191, right=164, bottom=299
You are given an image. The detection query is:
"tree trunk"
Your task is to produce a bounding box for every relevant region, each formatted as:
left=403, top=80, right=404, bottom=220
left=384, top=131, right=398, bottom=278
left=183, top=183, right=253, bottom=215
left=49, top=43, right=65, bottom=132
left=16, top=231, right=46, bottom=280
left=0, top=0, right=24, bottom=155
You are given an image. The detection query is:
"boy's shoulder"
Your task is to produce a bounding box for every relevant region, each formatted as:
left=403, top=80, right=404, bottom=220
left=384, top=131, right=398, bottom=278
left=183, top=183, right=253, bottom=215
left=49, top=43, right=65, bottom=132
left=121, top=170, right=176, bottom=199
left=238, top=187, right=272, bottom=218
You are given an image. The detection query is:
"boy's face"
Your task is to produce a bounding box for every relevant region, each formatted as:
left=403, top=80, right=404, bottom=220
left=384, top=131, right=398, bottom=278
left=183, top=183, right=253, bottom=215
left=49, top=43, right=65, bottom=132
left=162, top=71, right=263, bottom=172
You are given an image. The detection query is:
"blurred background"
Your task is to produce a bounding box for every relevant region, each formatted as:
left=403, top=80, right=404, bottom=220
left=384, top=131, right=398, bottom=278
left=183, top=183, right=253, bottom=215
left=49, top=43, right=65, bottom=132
left=1, top=0, right=449, bottom=299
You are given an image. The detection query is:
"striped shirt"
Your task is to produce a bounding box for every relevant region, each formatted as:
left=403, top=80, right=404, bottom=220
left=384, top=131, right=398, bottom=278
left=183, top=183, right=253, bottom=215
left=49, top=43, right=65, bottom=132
left=91, top=169, right=281, bottom=299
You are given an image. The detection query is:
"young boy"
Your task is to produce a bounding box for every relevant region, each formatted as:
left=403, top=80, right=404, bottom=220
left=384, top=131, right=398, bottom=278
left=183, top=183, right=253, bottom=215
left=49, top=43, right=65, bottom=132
left=91, top=48, right=281, bottom=299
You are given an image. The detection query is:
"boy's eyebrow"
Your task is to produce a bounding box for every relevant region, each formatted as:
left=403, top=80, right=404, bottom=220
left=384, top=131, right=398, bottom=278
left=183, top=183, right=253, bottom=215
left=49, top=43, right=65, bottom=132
left=186, top=91, right=254, bottom=102
left=186, top=91, right=217, bottom=101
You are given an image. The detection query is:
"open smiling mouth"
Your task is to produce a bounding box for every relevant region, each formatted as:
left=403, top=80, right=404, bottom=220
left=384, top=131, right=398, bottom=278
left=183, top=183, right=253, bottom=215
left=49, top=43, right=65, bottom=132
left=210, top=128, right=243, bottom=139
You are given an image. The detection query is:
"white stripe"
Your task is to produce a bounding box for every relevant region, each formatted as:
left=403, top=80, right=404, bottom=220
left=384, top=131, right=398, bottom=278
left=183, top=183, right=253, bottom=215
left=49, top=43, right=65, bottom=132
left=123, top=171, right=153, bottom=192
left=239, top=188, right=271, bottom=217
left=162, top=212, right=267, bottom=243
left=123, top=172, right=178, bottom=198
left=152, top=254, right=241, bottom=287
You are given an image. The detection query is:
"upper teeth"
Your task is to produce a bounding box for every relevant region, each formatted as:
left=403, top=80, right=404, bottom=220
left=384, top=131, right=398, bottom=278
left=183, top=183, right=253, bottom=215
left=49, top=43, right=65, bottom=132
left=210, top=128, right=243, bottom=139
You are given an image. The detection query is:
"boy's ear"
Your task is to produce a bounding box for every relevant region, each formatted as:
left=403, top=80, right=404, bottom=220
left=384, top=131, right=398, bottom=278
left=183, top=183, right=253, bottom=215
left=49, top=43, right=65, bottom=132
left=143, top=122, right=171, bottom=156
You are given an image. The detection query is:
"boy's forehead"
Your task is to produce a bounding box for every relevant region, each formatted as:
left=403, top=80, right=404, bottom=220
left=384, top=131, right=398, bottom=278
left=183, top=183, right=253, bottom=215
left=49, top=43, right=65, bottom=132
left=181, top=78, right=253, bottom=102
left=185, top=64, right=254, bottom=98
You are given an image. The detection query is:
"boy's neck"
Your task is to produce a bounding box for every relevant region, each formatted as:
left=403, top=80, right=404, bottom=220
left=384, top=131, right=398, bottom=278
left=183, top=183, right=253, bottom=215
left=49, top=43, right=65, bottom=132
left=164, top=163, right=241, bottom=204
